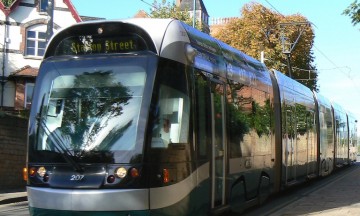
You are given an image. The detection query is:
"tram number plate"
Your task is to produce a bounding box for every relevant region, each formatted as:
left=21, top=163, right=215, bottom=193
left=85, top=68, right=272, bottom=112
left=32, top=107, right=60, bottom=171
left=70, top=175, right=85, bottom=181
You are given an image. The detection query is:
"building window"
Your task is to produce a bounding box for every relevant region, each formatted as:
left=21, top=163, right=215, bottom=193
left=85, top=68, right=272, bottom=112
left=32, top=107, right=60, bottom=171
left=40, top=0, right=48, bottom=13
left=26, top=30, right=47, bottom=57
left=25, top=83, right=35, bottom=108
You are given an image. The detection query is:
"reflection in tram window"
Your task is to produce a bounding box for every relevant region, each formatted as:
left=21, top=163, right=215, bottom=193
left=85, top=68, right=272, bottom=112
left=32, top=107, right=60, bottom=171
left=149, top=60, right=190, bottom=149
left=227, top=81, right=272, bottom=158
left=39, top=71, right=146, bottom=153
left=151, top=85, right=190, bottom=148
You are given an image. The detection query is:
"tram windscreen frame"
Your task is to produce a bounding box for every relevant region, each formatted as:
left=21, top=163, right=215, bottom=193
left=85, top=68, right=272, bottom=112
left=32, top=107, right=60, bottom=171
left=28, top=54, right=158, bottom=164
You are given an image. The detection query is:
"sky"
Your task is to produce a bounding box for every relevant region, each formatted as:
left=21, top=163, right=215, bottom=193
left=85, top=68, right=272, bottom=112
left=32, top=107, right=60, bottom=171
left=72, top=0, right=360, bottom=121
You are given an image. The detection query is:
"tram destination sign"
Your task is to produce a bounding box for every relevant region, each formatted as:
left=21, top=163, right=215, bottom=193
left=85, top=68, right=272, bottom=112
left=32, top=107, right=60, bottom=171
left=55, top=35, right=144, bottom=56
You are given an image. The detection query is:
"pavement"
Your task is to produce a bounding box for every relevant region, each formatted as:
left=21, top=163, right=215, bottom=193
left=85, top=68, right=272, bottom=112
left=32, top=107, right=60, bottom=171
left=0, top=189, right=27, bottom=205
left=267, top=163, right=360, bottom=216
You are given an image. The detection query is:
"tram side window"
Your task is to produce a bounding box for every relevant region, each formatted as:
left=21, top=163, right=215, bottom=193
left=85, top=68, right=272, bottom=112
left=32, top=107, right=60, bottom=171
left=325, top=108, right=334, bottom=147
left=195, top=71, right=211, bottom=159
left=150, top=61, right=190, bottom=149
left=283, top=102, right=296, bottom=139
left=227, top=83, right=272, bottom=158
left=226, top=82, right=252, bottom=158
left=152, top=85, right=189, bottom=147
left=251, top=88, right=272, bottom=154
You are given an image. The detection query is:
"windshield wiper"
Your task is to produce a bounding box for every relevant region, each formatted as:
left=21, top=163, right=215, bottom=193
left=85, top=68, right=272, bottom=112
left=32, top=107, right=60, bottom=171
left=37, top=116, right=83, bottom=172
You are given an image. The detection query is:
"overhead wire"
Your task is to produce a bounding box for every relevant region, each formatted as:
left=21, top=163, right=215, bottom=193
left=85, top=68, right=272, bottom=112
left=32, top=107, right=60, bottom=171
left=262, top=0, right=360, bottom=98
left=139, top=0, right=156, bottom=17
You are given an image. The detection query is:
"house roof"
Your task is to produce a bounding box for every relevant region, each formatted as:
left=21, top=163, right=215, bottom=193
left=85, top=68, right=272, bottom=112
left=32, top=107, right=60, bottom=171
left=80, top=16, right=105, bottom=22
left=134, top=10, right=149, bottom=18
left=179, top=0, right=209, bottom=16
left=63, top=0, right=82, bottom=22
left=9, top=65, right=38, bottom=78
left=0, top=0, right=82, bottom=22
left=0, top=0, right=20, bottom=15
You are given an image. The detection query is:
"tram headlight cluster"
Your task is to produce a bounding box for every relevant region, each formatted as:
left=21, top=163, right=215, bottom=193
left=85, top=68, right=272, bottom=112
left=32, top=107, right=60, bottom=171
left=113, top=167, right=140, bottom=179
left=106, top=166, right=140, bottom=184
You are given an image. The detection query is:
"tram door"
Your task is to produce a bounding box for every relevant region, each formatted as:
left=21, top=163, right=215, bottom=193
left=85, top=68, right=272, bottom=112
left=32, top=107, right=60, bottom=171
left=210, top=80, right=226, bottom=209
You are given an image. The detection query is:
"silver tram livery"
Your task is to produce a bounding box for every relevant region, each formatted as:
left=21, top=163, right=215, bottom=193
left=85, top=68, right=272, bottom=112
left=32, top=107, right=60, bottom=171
left=25, top=18, right=357, bottom=215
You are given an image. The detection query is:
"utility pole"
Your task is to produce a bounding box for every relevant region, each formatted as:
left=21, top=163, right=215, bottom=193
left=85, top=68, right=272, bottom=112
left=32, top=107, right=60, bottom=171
left=279, top=22, right=310, bottom=78
left=1, top=16, right=9, bottom=109
left=46, top=0, right=54, bottom=42
left=192, top=0, right=196, bottom=27
left=260, top=51, right=266, bottom=63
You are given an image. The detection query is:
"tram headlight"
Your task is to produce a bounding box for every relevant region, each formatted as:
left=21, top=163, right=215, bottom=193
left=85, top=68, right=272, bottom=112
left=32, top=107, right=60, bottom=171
left=37, top=166, right=46, bottom=177
left=97, top=27, right=103, bottom=34
left=114, top=167, right=127, bottom=179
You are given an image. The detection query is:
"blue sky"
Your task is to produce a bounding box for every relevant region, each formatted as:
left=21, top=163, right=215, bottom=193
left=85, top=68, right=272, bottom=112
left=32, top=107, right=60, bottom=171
left=72, top=0, right=360, bottom=121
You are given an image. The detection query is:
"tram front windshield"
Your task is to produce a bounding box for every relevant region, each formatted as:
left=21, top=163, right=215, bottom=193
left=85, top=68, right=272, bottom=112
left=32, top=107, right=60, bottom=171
left=29, top=54, right=155, bottom=164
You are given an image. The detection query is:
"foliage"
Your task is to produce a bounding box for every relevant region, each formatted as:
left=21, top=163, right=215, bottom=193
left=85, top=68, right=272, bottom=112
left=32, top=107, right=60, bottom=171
left=212, top=3, right=318, bottom=91
left=1, top=0, right=15, bottom=7
left=343, top=0, right=360, bottom=27
left=150, top=0, right=202, bottom=31
left=59, top=71, right=132, bottom=151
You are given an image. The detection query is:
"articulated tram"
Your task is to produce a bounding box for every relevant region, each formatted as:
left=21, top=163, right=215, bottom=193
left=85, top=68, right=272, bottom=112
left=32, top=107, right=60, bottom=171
left=25, top=18, right=357, bottom=215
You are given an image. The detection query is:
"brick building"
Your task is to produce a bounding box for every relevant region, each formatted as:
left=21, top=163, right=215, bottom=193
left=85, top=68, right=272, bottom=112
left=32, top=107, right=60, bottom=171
left=0, top=0, right=81, bottom=112
left=177, top=0, right=210, bottom=34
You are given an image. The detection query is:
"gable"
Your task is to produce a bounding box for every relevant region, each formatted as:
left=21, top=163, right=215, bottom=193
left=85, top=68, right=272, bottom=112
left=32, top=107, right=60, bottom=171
left=0, top=0, right=81, bottom=22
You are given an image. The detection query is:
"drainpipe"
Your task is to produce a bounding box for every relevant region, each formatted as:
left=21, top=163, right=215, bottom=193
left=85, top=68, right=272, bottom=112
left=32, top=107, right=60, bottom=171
left=1, top=15, right=9, bottom=109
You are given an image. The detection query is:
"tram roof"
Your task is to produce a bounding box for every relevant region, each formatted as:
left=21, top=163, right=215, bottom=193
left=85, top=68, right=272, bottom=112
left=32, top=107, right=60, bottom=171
left=45, top=18, right=269, bottom=80
left=272, top=69, right=313, bottom=95
left=313, top=91, right=332, bottom=109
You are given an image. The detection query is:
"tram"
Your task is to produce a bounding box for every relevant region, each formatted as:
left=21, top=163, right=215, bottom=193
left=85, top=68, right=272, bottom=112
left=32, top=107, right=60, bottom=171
left=25, top=18, right=357, bottom=215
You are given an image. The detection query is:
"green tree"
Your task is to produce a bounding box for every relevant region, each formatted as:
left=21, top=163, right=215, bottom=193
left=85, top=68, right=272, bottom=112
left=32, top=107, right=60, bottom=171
left=1, top=0, right=15, bottom=7
left=212, top=3, right=317, bottom=91
left=343, top=0, right=360, bottom=27
left=150, top=0, right=202, bottom=31
left=60, top=71, right=132, bottom=151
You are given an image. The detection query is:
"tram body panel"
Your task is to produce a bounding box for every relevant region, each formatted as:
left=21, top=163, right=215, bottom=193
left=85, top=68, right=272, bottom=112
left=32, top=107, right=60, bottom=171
left=347, top=112, right=358, bottom=163
left=313, top=92, right=335, bottom=176
left=28, top=187, right=149, bottom=211
left=332, top=102, right=349, bottom=168
left=271, top=70, right=317, bottom=187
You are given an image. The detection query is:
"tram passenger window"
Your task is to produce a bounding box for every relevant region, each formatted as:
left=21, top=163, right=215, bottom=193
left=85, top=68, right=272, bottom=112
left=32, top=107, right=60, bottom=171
left=227, top=82, right=252, bottom=158
left=151, top=85, right=190, bottom=148
left=195, top=71, right=210, bottom=158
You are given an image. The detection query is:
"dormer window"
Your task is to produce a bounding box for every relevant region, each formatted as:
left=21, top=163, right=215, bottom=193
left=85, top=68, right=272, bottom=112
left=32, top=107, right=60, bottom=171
left=40, top=0, right=49, bottom=13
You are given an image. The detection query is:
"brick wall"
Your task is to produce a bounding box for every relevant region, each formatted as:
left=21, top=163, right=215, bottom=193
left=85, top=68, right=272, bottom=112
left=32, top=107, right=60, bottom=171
left=0, top=115, right=27, bottom=190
